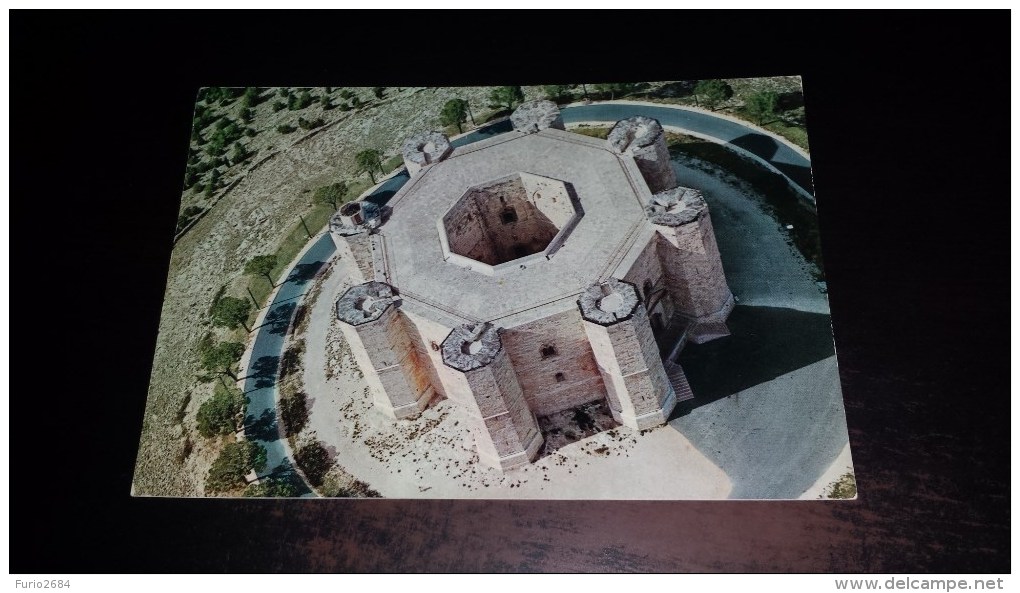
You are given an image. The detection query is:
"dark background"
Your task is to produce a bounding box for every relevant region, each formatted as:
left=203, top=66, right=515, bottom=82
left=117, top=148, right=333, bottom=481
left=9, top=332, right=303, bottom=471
left=11, top=11, right=1009, bottom=572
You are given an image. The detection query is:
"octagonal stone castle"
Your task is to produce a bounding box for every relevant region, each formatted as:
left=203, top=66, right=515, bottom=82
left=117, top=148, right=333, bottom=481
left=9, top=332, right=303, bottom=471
left=329, top=100, right=734, bottom=471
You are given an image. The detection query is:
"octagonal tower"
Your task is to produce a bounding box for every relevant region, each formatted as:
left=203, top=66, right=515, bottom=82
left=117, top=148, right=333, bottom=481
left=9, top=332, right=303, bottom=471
left=440, top=323, right=543, bottom=470
left=578, top=279, right=676, bottom=430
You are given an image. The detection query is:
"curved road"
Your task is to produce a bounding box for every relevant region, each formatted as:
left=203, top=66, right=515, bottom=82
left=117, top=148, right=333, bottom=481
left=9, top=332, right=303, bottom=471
left=241, top=101, right=815, bottom=495
left=562, top=103, right=814, bottom=200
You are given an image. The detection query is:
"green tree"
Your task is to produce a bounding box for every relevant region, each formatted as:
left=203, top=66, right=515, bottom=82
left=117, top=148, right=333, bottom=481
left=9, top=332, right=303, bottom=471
left=319, top=94, right=332, bottom=110
left=439, top=98, right=469, bottom=133
left=240, top=86, right=260, bottom=109
left=693, top=79, right=733, bottom=110
left=272, top=100, right=285, bottom=113
left=313, top=181, right=348, bottom=210
left=289, top=90, right=313, bottom=110
left=355, top=149, right=383, bottom=184
left=196, top=383, right=246, bottom=437
left=593, top=82, right=636, bottom=101
left=245, top=254, right=278, bottom=286
left=210, top=296, right=252, bottom=330
left=230, top=142, right=250, bottom=165
left=297, top=116, right=324, bottom=130
left=489, top=85, right=524, bottom=112
left=745, top=90, right=779, bottom=125
left=243, top=476, right=298, bottom=497
left=295, top=438, right=332, bottom=487
left=542, top=84, right=571, bottom=103
left=372, top=86, right=385, bottom=99
left=206, top=441, right=267, bottom=493
left=200, top=341, right=245, bottom=380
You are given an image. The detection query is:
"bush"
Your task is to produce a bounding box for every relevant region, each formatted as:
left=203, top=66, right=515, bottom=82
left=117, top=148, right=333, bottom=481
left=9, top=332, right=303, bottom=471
left=313, top=181, right=347, bottom=209
left=297, top=116, right=324, bottom=130
left=542, top=84, right=571, bottom=103
left=244, top=476, right=298, bottom=497
left=288, top=90, right=313, bottom=111
left=272, top=100, right=285, bottom=113
left=277, top=124, right=296, bottom=134
left=209, top=295, right=251, bottom=329
left=230, top=142, right=250, bottom=165
left=294, top=438, right=332, bottom=487
left=372, top=86, right=385, bottom=99
left=196, top=382, right=245, bottom=437
left=279, top=390, right=308, bottom=436
left=206, top=440, right=267, bottom=493
left=321, top=469, right=381, bottom=498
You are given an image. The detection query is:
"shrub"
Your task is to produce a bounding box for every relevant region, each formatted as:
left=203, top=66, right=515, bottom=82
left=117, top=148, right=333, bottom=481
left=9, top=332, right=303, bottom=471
left=206, top=440, right=267, bottom=493
left=294, top=438, right=332, bottom=487
left=277, top=124, right=296, bottom=134
left=196, top=382, right=245, bottom=437
left=297, top=116, right=324, bottom=130
left=279, top=390, right=308, bottom=436
left=272, top=101, right=285, bottom=113
left=244, top=476, right=298, bottom=497
left=209, top=295, right=251, bottom=329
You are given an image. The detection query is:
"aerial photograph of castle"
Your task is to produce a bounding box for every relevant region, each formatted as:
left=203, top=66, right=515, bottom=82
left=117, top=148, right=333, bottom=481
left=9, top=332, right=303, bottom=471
left=133, top=79, right=855, bottom=500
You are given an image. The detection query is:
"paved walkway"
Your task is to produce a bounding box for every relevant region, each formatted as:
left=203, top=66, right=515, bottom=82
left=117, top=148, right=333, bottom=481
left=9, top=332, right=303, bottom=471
left=242, top=233, right=336, bottom=495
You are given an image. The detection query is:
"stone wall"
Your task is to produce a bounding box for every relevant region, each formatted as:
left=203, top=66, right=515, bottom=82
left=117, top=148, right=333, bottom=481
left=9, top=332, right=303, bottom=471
left=331, top=231, right=375, bottom=285
left=501, top=308, right=608, bottom=417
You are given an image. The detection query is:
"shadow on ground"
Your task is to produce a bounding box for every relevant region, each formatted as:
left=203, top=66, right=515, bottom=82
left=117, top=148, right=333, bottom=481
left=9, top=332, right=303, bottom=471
left=365, top=172, right=410, bottom=206
left=287, top=260, right=327, bottom=287
left=263, top=302, right=296, bottom=335
left=245, top=408, right=279, bottom=442
left=246, top=355, right=280, bottom=389
left=670, top=305, right=834, bottom=419
left=266, top=458, right=314, bottom=497
left=729, top=133, right=814, bottom=195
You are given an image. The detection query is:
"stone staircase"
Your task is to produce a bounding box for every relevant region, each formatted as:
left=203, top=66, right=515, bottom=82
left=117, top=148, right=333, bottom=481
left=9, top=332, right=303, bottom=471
left=663, top=359, right=694, bottom=402
left=687, top=321, right=731, bottom=344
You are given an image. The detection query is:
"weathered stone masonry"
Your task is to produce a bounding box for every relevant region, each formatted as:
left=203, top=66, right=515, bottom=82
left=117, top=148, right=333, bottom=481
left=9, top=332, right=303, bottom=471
left=329, top=99, right=734, bottom=472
